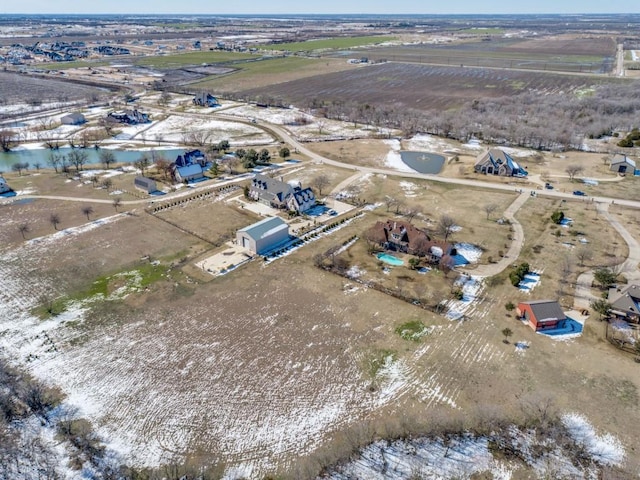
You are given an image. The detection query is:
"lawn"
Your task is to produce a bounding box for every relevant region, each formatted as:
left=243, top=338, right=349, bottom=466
left=188, top=56, right=353, bottom=91
left=133, top=50, right=256, bottom=68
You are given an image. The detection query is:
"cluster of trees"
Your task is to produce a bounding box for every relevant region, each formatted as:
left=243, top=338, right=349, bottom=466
left=509, top=262, right=530, bottom=287
left=616, top=127, right=640, bottom=147
left=235, top=82, right=640, bottom=152
left=550, top=210, right=565, bottom=224
left=234, top=147, right=271, bottom=169
left=0, top=357, right=119, bottom=480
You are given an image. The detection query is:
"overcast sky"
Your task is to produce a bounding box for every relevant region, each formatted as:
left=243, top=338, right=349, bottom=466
left=3, top=1, right=640, bottom=15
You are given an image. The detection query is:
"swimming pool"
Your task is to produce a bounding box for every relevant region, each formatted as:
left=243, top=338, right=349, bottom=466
left=376, top=252, right=404, bottom=266
left=540, top=317, right=583, bottom=336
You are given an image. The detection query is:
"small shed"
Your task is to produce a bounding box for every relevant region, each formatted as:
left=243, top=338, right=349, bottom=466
left=609, top=154, right=636, bottom=174
left=237, top=216, right=290, bottom=255
left=517, top=300, right=566, bottom=331
left=60, top=112, right=86, bottom=125
left=134, top=176, right=157, bottom=194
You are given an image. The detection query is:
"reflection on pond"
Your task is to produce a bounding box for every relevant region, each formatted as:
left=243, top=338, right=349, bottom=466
left=400, top=151, right=445, bottom=174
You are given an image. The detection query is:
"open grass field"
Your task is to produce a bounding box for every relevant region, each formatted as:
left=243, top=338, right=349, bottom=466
left=188, top=56, right=354, bottom=93
left=237, top=62, right=621, bottom=111
left=349, top=35, right=616, bottom=74
left=513, top=196, right=625, bottom=302
left=259, top=35, right=396, bottom=52
left=132, top=51, right=257, bottom=68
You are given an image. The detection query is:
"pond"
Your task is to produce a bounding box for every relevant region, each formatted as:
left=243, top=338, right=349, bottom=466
left=0, top=147, right=185, bottom=171
left=376, top=252, right=404, bottom=266
left=400, top=151, right=445, bottom=174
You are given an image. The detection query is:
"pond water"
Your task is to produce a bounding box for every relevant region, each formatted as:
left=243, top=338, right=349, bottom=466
left=400, top=151, right=445, bottom=174
left=0, top=147, right=184, bottom=171
left=376, top=252, right=404, bottom=266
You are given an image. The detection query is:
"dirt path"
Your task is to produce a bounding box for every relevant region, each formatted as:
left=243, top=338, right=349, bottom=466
left=329, top=171, right=365, bottom=196
left=460, top=192, right=529, bottom=277
left=574, top=201, right=640, bottom=309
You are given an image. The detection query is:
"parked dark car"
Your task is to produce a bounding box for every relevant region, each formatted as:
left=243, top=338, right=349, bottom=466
left=573, top=190, right=587, bottom=196
left=544, top=183, right=553, bottom=189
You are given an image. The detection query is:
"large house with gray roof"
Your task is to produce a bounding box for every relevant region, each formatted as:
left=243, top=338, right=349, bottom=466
left=475, top=148, right=528, bottom=177
left=248, top=173, right=316, bottom=213
left=237, top=216, right=290, bottom=255
left=608, top=283, right=640, bottom=323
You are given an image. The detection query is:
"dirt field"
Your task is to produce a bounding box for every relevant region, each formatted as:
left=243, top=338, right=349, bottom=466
left=188, top=57, right=355, bottom=94
left=0, top=71, right=111, bottom=106
left=237, top=62, right=620, bottom=112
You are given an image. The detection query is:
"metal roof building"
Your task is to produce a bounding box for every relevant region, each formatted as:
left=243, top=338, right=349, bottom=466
left=237, top=216, right=290, bottom=255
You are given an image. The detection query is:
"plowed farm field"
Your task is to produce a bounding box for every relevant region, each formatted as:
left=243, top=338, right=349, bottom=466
left=239, top=62, right=618, bottom=111
left=349, top=35, right=615, bottom=74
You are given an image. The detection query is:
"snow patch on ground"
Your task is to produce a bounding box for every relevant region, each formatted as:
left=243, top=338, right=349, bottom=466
left=405, top=134, right=457, bottom=153
left=399, top=181, right=419, bottom=197
left=562, top=413, right=625, bottom=466
left=518, top=272, right=541, bottom=293
left=446, top=275, right=483, bottom=321
left=142, top=115, right=273, bottom=146
left=324, top=413, right=625, bottom=480
left=453, top=243, right=483, bottom=264
left=383, top=139, right=416, bottom=172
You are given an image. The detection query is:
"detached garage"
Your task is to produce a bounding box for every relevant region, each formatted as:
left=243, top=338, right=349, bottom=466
left=517, top=300, right=565, bottom=331
left=237, top=216, right=290, bottom=255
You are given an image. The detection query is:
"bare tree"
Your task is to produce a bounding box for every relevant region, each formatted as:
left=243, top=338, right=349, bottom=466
left=575, top=247, right=593, bottom=267
left=565, top=164, right=584, bottom=181
left=134, top=155, right=151, bottom=176
left=155, top=158, right=172, bottom=179
left=67, top=150, right=89, bottom=172
left=49, top=213, right=61, bottom=231
left=18, top=223, right=30, bottom=240
left=557, top=254, right=574, bottom=296
left=183, top=129, right=211, bottom=147
left=11, top=162, right=28, bottom=176
left=439, top=254, right=456, bottom=276
left=101, top=178, right=113, bottom=191
left=0, top=130, right=17, bottom=152
left=47, top=152, right=63, bottom=173
left=81, top=205, right=94, bottom=221
left=404, top=205, right=423, bottom=222
left=483, top=203, right=498, bottom=220
left=158, top=90, right=171, bottom=106
left=223, top=156, right=241, bottom=174
left=112, top=197, right=122, bottom=212
left=311, top=174, right=330, bottom=196
left=437, top=214, right=458, bottom=242
left=99, top=150, right=116, bottom=169
left=316, top=119, right=326, bottom=135
left=384, top=195, right=398, bottom=212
